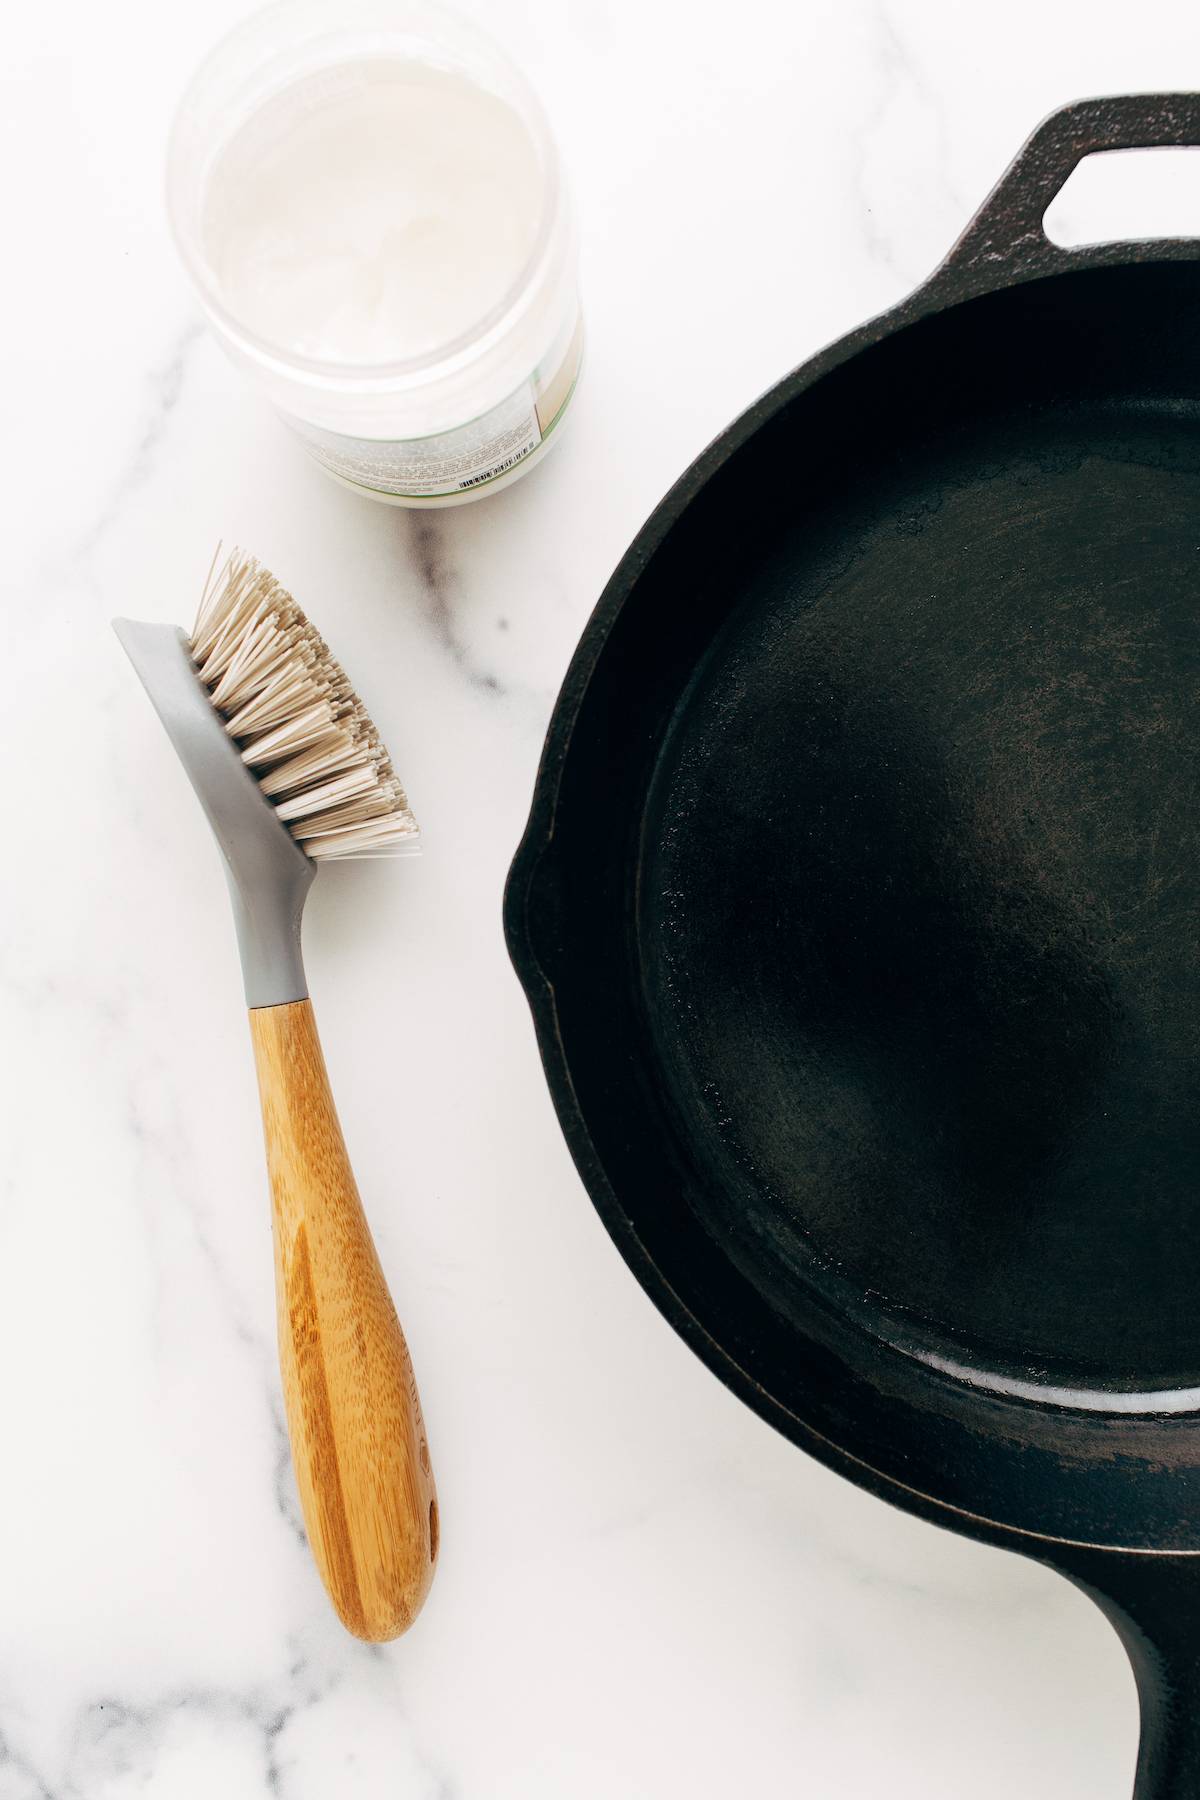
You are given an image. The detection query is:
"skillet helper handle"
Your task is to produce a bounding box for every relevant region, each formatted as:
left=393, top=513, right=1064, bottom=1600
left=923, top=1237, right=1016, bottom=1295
left=249, top=997, right=438, bottom=1642
left=941, top=92, right=1200, bottom=283
left=1059, top=1549, right=1200, bottom=1799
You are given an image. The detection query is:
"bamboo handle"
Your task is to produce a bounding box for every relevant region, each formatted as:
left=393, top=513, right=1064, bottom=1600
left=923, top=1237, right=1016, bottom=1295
left=248, top=998, right=437, bottom=1641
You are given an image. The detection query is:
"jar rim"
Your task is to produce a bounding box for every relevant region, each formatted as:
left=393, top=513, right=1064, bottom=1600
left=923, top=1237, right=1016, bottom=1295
left=166, top=0, right=564, bottom=388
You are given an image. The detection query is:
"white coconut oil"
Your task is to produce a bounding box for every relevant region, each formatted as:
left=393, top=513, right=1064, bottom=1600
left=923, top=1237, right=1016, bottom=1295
left=168, top=1, right=582, bottom=504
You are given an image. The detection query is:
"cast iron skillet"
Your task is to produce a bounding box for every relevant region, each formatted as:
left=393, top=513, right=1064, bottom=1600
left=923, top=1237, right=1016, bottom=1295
left=506, top=95, right=1200, bottom=1795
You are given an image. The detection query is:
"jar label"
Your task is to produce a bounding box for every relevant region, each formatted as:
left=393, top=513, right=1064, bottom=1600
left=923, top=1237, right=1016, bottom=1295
left=289, top=321, right=582, bottom=501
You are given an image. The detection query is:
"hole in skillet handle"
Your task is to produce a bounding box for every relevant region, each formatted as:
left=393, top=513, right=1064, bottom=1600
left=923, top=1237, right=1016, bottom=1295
left=1044, top=145, right=1200, bottom=248
left=935, top=92, right=1200, bottom=290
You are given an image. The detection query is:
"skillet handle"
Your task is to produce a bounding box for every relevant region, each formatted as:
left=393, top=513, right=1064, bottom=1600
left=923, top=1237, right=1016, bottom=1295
left=941, top=92, right=1200, bottom=283
left=1055, top=1547, right=1200, bottom=1798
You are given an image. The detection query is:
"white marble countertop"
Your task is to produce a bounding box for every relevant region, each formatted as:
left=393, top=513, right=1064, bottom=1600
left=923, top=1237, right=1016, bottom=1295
left=5, top=1, right=1200, bottom=1793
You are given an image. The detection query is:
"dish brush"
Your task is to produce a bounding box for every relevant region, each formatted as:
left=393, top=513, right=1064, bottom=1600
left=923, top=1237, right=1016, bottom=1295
left=115, top=549, right=436, bottom=1642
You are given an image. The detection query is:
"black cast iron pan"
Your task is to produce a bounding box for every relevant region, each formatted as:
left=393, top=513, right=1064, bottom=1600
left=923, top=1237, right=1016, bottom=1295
left=505, top=94, right=1200, bottom=1794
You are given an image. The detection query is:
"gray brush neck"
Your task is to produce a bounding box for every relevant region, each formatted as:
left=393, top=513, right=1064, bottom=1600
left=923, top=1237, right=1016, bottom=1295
left=112, top=619, right=317, bottom=1008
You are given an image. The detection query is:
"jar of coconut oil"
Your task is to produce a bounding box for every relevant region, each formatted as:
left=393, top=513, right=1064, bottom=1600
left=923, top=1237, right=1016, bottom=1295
left=168, top=0, right=582, bottom=504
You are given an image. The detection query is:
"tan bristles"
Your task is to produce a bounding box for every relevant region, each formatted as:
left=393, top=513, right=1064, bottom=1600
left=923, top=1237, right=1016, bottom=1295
left=189, top=549, right=419, bottom=861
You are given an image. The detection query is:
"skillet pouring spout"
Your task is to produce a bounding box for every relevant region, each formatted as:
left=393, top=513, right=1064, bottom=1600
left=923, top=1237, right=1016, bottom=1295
left=505, top=91, right=1200, bottom=1798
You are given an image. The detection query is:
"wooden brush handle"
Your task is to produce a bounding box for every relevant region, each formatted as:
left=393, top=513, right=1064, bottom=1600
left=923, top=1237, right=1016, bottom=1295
left=248, top=998, right=437, bottom=1641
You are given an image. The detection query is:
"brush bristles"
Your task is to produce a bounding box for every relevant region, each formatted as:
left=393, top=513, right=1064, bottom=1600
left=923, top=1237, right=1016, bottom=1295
left=189, top=549, right=419, bottom=861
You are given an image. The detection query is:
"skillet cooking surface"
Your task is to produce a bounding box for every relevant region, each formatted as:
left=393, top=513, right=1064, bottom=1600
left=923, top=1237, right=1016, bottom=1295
left=641, top=393, right=1200, bottom=1394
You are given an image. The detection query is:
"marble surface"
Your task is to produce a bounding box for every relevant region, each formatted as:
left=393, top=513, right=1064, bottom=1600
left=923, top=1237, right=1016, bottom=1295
left=5, top=0, right=1200, bottom=1793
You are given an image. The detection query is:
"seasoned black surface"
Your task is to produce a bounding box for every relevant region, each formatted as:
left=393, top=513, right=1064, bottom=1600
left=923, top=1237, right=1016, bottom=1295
left=641, top=411, right=1200, bottom=1390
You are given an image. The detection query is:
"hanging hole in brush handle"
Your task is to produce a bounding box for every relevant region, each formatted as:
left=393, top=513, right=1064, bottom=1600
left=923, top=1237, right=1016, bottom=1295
left=935, top=92, right=1200, bottom=286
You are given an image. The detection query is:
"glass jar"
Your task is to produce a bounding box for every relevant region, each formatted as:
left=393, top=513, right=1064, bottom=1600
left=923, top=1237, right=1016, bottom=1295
left=168, top=0, right=582, bottom=505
